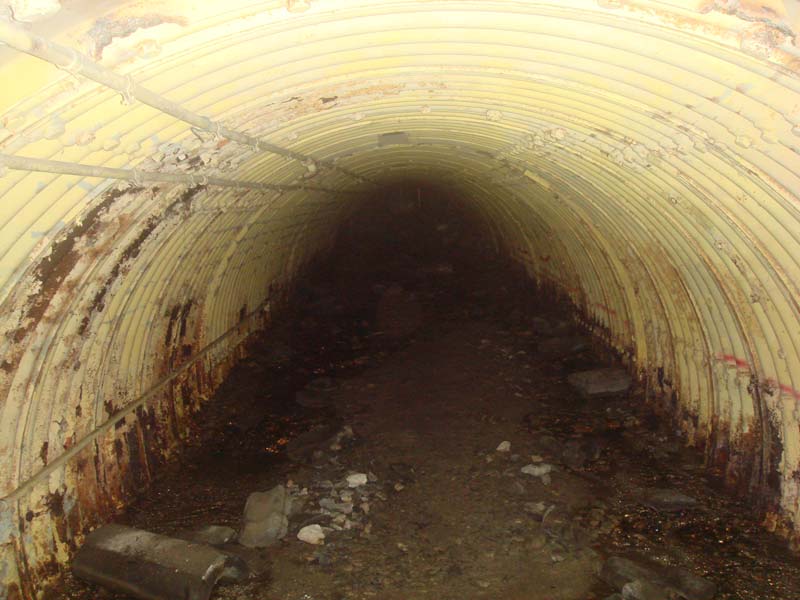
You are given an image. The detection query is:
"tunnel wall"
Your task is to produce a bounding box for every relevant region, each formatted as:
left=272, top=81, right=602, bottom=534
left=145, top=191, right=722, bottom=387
left=1, top=0, right=800, bottom=596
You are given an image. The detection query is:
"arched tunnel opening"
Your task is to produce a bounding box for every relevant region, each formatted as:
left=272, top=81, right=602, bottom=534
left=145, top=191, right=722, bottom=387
left=1, top=1, right=800, bottom=598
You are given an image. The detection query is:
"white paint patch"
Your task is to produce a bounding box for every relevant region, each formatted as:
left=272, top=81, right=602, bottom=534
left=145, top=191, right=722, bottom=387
left=8, top=0, right=60, bottom=22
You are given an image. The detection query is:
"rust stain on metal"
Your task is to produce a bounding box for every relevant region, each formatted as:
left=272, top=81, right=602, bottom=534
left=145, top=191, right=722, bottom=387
left=78, top=215, right=159, bottom=336
left=164, top=299, right=194, bottom=350
left=3, top=186, right=143, bottom=363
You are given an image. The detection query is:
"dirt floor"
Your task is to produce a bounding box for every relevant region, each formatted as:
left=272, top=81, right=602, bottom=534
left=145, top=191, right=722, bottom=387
left=61, top=187, right=800, bottom=600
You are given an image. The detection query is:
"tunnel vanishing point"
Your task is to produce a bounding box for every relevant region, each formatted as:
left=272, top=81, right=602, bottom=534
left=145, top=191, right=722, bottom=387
left=1, top=0, right=800, bottom=597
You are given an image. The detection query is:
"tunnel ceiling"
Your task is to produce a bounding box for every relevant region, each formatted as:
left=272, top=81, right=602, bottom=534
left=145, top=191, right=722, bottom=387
left=1, top=0, right=800, bottom=595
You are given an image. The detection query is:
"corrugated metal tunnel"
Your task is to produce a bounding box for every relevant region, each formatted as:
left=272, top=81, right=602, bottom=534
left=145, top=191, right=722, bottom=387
left=1, top=0, right=800, bottom=596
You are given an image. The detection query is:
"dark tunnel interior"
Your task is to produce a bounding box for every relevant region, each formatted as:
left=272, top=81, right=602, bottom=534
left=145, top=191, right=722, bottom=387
left=57, top=183, right=800, bottom=600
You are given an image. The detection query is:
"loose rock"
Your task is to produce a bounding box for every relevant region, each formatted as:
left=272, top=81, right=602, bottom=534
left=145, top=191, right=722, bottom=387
left=239, top=514, right=288, bottom=548
left=621, top=579, right=671, bottom=600
left=238, top=485, right=291, bottom=548
left=661, top=565, right=717, bottom=600
left=521, top=463, right=553, bottom=478
left=496, top=440, right=511, bottom=452
left=640, top=488, right=698, bottom=512
left=567, top=368, right=631, bottom=397
left=242, top=485, right=290, bottom=522
left=523, top=501, right=549, bottom=519
left=346, top=473, right=368, bottom=488
left=184, top=525, right=237, bottom=546
left=600, top=556, right=716, bottom=600
left=599, top=557, right=661, bottom=591
left=320, top=498, right=353, bottom=514
left=298, top=524, right=326, bottom=545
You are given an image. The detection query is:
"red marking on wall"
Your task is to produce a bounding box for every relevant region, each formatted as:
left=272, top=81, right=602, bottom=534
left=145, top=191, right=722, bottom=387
left=715, top=356, right=800, bottom=401
left=778, top=383, right=800, bottom=401
left=716, top=353, right=751, bottom=370
left=765, top=379, right=800, bottom=402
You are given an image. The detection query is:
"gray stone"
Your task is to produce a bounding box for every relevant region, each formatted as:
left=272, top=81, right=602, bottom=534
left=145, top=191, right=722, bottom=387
left=599, top=557, right=660, bottom=591
left=238, top=514, right=288, bottom=548
left=567, top=368, right=631, bottom=397
left=600, top=556, right=716, bottom=600
left=185, top=525, right=236, bottom=546
left=285, top=423, right=340, bottom=461
left=243, top=485, right=289, bottom=522
left=238, top=485, right=291, bottom=548
left=288, top=495, right=307, bottom=517
left=523, top=501, right=549, bottom=519
left=319, top=498, right=353, bottom=514
left=537, top=336, right=589, bottom=359
left=622, top=580, right=671, bottom=600
left=641, top=488, right=697, bottom=512
left=521, top=463, right=553, bottom=478
left=662, top=565, right=717, bottom=600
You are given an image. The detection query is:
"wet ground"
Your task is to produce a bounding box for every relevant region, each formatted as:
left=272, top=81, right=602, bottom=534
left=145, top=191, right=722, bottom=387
left=61, top=189, right=800, bottom=600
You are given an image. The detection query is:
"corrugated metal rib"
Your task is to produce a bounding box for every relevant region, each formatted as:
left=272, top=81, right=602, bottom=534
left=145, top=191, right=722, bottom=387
left=1, top=0, right=800, bottom=595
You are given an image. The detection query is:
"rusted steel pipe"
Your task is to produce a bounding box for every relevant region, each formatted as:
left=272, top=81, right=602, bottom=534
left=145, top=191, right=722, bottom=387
left=0, top=19, right=372, bottom=186
left=0, top=152, right=357, bottom=194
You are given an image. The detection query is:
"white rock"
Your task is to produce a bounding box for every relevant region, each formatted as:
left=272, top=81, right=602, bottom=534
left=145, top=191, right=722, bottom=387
left=297, top=524, right=325, bottom=545
left=524, top=501, right=548, bottom=516
left=521, top=463, right=554, bottom=477
left=346, top=473, right=368, bottom=488
left=496, top=441, right=511, bottom=452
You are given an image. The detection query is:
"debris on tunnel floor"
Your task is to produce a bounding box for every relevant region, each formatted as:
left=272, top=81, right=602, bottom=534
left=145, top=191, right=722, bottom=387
left=71, top=524, right=251, bottom=600
left=60, top=190, right=800, bottom=600
left=566, top=368, right=632, bottom=398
